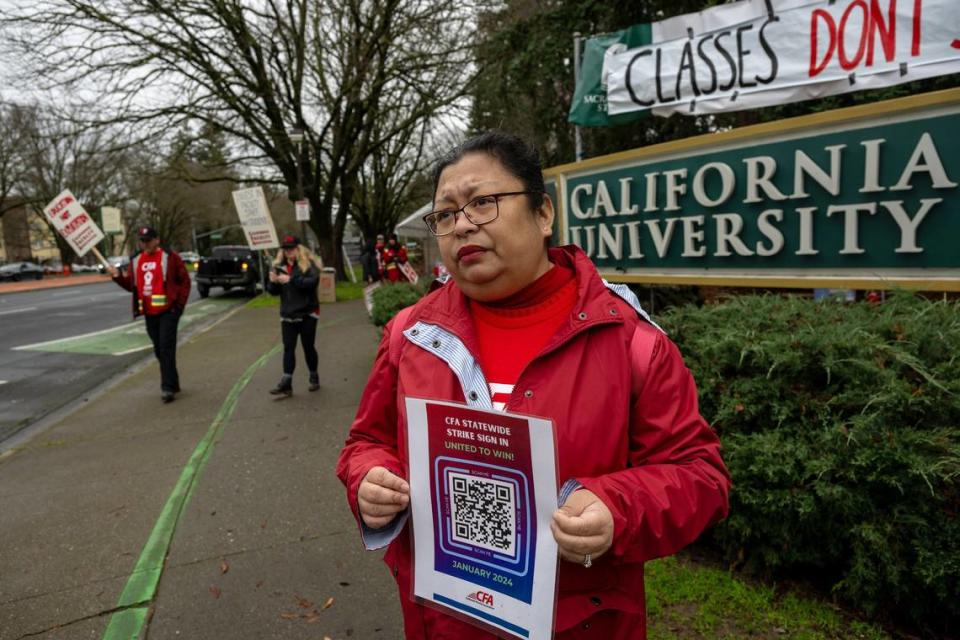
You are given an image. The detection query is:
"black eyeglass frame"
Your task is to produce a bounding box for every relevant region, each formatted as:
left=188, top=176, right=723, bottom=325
left=422, top=190, right=543, bottom=237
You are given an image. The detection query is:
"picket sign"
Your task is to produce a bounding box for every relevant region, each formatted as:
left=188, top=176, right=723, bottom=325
left=400, top=262, right=419, bottom=285
left=42, top=189, right=109, bottom=268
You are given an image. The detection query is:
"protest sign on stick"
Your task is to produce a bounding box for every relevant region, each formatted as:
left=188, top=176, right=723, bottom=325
left=232, top=187, right=280, bottom=250
left=43, top=189, right=109, bottom=267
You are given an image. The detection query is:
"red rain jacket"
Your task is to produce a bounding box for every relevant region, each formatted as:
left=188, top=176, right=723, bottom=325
left=337, top=245, right=730, bottom=639
left=112, top=248, right=190, bottom=319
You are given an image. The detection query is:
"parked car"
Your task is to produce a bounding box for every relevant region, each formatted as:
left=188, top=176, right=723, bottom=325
left=70, top=261, right=108, bottom=273
left=42, top=259, right=64, bottom=275
left=179, top=251, right=200, bottom=271
left=195, top=246, right=261, bottom=298
left=0, top=261, right=44, bottom=281
left=106, top=255, right=130, bottom=270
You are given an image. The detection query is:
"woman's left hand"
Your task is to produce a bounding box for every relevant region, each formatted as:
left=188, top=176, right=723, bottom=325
left=551, top=489, right=614, bottom=565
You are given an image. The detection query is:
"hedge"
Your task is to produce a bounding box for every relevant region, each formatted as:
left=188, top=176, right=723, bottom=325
left=370, top=282, right=426, bottom=327
left=366, top=281, right=959, bottom=631
left=660, top=293, right=960, bottom=633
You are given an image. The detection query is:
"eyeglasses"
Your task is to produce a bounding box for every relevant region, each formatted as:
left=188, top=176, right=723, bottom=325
left=423, top=191, right=541, bottom=237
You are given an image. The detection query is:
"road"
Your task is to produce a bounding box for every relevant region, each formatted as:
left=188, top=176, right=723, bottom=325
left=0, top=279, right=249, bottom=444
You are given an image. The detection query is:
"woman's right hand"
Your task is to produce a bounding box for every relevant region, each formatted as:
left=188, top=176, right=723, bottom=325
left=268, top=271, right=278, bottom=283
left=358, top=466, right=410, bottom=529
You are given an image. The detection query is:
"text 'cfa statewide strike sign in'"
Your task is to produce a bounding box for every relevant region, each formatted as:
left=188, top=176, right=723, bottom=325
left=406, top=398, right=559, bottom=640
left=232, top=186, right=280, bottom=250
left=42, top=190, right=105, bottom=257
left=548, top=90, right=960, bottom=290
left=570, top=0, right=960, bottom=123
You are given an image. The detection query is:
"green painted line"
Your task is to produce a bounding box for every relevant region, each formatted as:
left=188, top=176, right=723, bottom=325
left=101, top=341, right=281, bottom=640
left=101, top=317, right=345, bottom=640
left=101, top=608, right=148, bottom=640
left=17, top=299, right=241, bottom=355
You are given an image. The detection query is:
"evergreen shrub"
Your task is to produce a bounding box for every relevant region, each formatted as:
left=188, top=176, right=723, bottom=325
left=371, top=282, right=425, bottom=327
left=660, top=293, right=960, bottom=631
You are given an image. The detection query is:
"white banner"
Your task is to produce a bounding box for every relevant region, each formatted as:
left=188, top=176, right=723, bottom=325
left=42, top=190, right=105, bottom=257
left=606, top=0, right=960, bottom=117
left=231, top=186, right=280, bottom=250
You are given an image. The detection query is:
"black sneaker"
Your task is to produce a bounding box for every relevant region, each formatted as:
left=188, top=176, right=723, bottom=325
left=161, top=391, right=175, bottom=403
left=308, top=374, right=320, bottom=392
left=270, top=378, right=293, bottom=396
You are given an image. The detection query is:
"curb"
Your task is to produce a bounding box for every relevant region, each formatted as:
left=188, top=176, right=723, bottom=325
left=0, top=274, right=111, bottom=295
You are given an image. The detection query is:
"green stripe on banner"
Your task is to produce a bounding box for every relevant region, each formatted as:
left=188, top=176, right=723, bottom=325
left=568, top=24, right=651, bottom=127
left=101, top=317, right=344, bottom=639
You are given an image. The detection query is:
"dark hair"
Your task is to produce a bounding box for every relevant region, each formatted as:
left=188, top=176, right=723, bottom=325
left=432, top=131, right=545, bottom=210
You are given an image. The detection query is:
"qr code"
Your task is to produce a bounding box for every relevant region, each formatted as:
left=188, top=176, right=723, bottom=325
left=448, top=472, right=516, bottom=556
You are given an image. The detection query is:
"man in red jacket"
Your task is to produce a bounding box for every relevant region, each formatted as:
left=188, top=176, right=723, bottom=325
left=107, top=226, right=191, bottom=403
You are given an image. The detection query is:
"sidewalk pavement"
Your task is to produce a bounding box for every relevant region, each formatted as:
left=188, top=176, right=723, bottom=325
left=0, top=274, right=111, bottom=295
left=0, top=298, right=404, bottom=640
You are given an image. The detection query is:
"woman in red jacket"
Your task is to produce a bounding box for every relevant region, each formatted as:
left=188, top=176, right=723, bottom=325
left=337, top=132, right=730, bottom=639
left=381, top=233, right=409, bottom=283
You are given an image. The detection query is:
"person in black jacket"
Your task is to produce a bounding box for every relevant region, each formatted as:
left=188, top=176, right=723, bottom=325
left=267, top=235, right=322, bottom=396
left=360, top=234, right=381, bottom=284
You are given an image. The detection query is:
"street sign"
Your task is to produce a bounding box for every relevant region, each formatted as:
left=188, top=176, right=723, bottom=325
left=231, top=186, right=280, bottom=250
left=100, top=206, right=122, bottom=234
left=42, top=190, right=105, bottom=257
left=295, top=199, right=310, bottom=222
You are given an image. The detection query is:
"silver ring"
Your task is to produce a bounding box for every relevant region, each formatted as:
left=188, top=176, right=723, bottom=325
left=583, top=553, right=592, bottom=568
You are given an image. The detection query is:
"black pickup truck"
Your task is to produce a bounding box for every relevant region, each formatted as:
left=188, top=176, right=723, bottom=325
left=195, top=245, right=261, bottom=298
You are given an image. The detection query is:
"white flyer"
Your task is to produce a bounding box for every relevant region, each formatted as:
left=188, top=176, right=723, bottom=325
left=405, top=397, right=559, bottom=640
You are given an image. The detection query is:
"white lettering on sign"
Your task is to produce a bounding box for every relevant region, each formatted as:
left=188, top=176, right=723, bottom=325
left=566, top=130, right=957, bottom=262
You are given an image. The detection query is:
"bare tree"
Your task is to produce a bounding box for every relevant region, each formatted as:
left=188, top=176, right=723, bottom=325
left=15, top=104, right=131, bottom=264
left=352, top=117, right=430, bottom=241
left=0, top=103, right=34, bottom=218
left=1, top=0, right=478, bottom=277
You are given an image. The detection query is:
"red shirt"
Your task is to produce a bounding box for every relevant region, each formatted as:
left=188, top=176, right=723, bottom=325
left=470, top=263, right=577, bottom=409
left=136, top=250, right=171, bottom=315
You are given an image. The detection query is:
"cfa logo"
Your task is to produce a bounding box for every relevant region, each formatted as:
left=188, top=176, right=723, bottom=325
left=466, top=590, right=494, bottom=609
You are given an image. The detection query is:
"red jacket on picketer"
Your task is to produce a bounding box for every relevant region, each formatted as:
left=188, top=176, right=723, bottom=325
left=336, top=245, right=730, bottom=639
left=112, top=248, right=191, bottom=319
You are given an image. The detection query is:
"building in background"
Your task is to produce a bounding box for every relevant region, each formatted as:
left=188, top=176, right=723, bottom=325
left=1, top=200, right=62, bottom=263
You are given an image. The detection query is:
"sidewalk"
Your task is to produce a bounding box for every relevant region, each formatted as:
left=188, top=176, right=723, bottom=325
left=0, top=298, right=403, bottom=640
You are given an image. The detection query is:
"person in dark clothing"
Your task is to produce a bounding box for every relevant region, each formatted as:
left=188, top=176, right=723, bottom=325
left=266, top=234, right=322, bottom=396
left=107, top=225, right=191, bottom=403
left=360, top=235, right=381, bottom=284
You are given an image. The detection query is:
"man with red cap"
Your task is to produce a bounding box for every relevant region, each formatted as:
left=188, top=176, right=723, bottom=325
left=107, top=226, right=191, bottom=403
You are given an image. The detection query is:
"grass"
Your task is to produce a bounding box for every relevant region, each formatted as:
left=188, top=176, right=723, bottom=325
left=646, top=555, right=891, bottom=640
left=245, top=266, right=366, bottom=308
left=335, top=266, right=366, bottom=301
left=247, top=293, right=279, bottom=308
